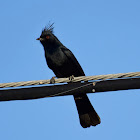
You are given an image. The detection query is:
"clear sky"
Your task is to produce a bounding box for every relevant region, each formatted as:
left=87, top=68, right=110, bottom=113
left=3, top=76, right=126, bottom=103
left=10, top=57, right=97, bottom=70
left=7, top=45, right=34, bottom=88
left=0, top=0, right=140, bottom=139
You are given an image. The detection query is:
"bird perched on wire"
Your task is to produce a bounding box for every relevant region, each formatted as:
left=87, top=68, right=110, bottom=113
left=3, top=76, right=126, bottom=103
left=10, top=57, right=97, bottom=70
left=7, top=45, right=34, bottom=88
left=36, top=23, right=101, bottom=128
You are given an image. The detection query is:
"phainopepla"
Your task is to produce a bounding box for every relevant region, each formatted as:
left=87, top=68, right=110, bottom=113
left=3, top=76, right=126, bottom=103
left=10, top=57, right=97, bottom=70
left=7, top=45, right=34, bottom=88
left=36, top=24, right=101, bottom=128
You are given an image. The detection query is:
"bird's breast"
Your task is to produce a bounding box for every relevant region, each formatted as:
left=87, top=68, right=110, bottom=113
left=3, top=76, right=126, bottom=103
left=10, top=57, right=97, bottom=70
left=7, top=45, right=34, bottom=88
left=45, top=49, right=67, bottom=67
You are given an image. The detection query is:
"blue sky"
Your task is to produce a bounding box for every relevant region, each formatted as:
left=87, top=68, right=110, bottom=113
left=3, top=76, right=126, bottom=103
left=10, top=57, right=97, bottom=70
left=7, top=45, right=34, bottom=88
left=0, top=0, right=140, bottom=139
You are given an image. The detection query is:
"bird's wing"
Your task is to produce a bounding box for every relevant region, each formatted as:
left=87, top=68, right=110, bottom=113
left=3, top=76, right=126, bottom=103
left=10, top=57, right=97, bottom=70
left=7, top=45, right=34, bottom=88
left=60, top=47, right=85, bottom=76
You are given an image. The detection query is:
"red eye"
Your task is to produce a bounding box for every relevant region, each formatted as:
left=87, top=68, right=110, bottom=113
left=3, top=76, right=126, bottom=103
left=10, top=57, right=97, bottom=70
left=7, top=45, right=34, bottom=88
left=46, top=35, right=50, bottom=39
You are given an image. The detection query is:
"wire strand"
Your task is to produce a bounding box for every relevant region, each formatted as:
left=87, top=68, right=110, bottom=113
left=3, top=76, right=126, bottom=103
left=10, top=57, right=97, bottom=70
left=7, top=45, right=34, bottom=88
left=0, top=71, right=140, bottom=88
left=48, top=82, right=94, bottom=97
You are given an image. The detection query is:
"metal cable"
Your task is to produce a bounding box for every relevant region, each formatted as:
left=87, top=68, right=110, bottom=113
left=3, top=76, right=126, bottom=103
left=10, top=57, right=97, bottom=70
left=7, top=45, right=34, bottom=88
left=0, top=71, right=140, bottom=88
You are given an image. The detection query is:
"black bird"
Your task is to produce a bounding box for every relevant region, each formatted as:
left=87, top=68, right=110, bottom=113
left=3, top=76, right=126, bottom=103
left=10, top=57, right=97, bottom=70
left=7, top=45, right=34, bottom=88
left=36, top=24, right=101, bottom=128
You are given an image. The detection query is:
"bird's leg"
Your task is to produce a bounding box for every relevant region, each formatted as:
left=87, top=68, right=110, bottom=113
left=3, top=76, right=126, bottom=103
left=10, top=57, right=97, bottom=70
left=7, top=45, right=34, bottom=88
left=69, top=75, right=74, bottom=82
left=50, top=76, right=56, bottom=84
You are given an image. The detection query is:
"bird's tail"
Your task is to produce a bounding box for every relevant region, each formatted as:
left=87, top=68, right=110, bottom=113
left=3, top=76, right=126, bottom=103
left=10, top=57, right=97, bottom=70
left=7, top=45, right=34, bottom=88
left=73, top=94, right=100, bottom=128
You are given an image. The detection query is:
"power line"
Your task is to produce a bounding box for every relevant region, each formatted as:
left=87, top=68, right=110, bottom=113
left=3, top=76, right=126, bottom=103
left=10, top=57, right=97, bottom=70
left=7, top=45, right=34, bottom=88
left=0, top=76, right=140, bottom=101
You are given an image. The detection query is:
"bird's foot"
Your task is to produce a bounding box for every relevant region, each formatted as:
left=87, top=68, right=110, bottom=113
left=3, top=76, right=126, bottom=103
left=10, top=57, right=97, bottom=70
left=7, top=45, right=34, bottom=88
left=69, top=75, right=74, bottom=82
left=50, top=76, right=56, bottom=84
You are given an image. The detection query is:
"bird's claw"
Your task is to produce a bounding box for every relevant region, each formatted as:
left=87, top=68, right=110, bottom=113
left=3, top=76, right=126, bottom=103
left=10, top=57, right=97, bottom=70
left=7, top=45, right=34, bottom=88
left=50, top=76, right=56, bottom=84
left=69, top=75, right=74, bottom=82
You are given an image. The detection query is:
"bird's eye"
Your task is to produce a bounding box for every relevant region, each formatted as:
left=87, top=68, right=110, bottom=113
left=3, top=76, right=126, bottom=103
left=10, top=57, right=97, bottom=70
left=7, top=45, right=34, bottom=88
left=46, top=35, right=50, bottom=39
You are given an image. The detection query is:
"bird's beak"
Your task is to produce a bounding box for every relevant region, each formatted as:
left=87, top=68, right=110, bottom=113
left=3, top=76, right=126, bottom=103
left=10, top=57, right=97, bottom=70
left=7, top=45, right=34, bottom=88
left=36, top=37, right=45, bottom=41
left=36, top=38, right=40, bottom=40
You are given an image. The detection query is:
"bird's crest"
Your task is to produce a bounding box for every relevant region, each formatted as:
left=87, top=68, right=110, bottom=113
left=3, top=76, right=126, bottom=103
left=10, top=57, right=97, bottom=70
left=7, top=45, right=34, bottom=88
left=42, top=23, right=54, bottom=35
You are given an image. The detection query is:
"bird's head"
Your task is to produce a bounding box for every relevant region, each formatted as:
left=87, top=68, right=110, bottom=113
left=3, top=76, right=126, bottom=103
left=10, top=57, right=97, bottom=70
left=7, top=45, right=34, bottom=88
left=36, top=23, right=61, bottom=48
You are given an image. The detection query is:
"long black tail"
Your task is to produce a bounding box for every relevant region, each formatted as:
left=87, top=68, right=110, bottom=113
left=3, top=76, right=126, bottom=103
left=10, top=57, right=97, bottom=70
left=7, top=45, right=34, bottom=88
left=73, top=94, right=101, bottom=128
